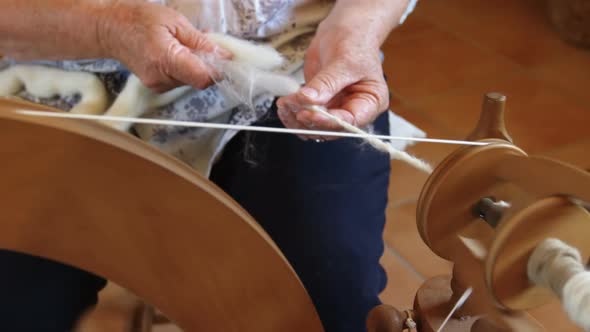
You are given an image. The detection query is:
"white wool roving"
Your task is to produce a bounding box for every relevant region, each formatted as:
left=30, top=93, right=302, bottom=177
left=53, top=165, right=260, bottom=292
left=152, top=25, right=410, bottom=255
left=528, top=238, right=590, bottom=331
left=203, top=57, right=301, bottom=106
left=0, top=65, right=108, bottom=115
left=205, top=32, right=285, bottom=71
left=101, top=75, right=193, bottom=131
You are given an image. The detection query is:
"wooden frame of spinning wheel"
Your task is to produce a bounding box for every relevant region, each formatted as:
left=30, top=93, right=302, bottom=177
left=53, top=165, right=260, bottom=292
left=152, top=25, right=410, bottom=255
left=0, top=97, right=324, bottom=332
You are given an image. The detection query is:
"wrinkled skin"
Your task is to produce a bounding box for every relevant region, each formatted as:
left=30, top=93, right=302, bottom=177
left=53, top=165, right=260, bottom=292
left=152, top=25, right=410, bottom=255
left=276, top=24, right=389, bottom=140
left=96, top=0, right=402, bottom=137
left=97, top=1, right=232, bottom=92
left=274, top=0, right=409, bottom=139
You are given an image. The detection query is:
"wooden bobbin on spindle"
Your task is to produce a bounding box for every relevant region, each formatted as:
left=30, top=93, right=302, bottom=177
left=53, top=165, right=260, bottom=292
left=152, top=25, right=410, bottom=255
left=471, top=318, right=509, bottom=332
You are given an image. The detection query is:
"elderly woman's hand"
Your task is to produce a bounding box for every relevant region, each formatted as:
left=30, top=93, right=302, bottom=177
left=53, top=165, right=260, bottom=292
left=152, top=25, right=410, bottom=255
left=276, top=25, right=389, bottom=140
left=276, top=0, right=411, bottom=140
left=98, top=1, right=231, bottom=92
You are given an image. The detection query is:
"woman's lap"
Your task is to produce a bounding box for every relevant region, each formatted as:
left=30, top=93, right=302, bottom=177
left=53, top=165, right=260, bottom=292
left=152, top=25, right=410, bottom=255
left=209, top=107, right=390, bottom=332
left=0, top=250, right=107, bottom=331
left=0, top=107, right=391, bottom=332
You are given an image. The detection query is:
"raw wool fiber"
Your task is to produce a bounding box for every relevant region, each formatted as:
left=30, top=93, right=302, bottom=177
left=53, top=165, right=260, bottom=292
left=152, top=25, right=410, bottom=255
left=528, top=238, right=590, bottom=331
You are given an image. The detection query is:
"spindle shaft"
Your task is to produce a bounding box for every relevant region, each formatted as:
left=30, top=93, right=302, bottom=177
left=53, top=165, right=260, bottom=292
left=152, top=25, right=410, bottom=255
left=467, top=92, right=512, bottom=143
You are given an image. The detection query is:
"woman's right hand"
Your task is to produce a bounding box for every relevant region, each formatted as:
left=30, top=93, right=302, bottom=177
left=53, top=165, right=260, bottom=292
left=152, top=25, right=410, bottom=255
left=97, top=1, right=231, bottom=92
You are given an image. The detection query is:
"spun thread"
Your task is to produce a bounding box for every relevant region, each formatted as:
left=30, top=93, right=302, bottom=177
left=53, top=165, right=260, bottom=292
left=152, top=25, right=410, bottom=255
left=527, top=238, right=590, bottom=331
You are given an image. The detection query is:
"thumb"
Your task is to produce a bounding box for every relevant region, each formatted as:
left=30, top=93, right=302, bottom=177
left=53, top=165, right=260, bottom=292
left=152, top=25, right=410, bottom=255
left=297, top=61, right=358, bottom=105
left=175, top=20, right=232, bottom=59
left=167, top=23, right=232, bottom=89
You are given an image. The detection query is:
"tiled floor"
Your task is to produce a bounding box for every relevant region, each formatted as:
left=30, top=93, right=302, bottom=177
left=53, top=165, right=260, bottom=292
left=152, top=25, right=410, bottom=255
left=379, top=0, right=590, bottom=331
left=114, top=1, right=590, bottom=331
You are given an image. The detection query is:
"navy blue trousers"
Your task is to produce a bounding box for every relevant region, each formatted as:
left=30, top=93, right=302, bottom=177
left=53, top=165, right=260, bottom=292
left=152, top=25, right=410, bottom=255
left=0, top=108, right=390, bottom=332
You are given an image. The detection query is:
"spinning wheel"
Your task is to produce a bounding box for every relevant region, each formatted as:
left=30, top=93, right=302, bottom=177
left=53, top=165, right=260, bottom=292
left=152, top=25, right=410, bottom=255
left=367, top=93, right=590, bottom=332
left=2, top=91, right=589, bottom=332
left=0, top=97, right=324, bottom=332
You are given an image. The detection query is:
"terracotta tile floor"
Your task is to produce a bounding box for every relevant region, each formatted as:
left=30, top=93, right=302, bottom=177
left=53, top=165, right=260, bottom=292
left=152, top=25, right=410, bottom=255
left=131, top=1, right=590, bottom=331
left=378, top=1, right=590, bottom=331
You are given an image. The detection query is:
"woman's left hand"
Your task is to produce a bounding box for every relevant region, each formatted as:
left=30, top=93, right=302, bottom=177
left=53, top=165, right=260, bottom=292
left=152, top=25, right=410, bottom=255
left=276, top=25, right=390, bottom=140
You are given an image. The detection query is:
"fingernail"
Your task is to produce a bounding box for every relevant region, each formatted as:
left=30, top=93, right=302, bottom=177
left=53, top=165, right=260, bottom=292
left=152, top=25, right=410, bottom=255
left=277, top=107, right=288, bottom=117
left=304, top=121, right=314, bottom=128
left=285, top=103, right=298, bottom=113
left=215, top=47, right=233, bottom=59
left=300, top=87, right=318, bottom=99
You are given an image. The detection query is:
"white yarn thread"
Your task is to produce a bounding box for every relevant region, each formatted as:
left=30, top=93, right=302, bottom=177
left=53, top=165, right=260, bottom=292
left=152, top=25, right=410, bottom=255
left=527, top=238, right=590, bottom=331
left=15, top=110, right=489, bottom=147
left=436, top=287, right=473, bottom=332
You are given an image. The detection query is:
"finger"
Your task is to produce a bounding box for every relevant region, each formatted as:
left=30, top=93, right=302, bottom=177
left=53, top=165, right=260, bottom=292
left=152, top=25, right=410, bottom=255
left=340, top=84, right=389, bottom=128
left=163, top=42, right=215, bottom=89
left=340, top=96, right=380, bottom=128
left=277, top=97, right=323, bottom=141
left=292, top=92, right=346, bottom=129
left=303, top=51, right=321, bottom=83
left=296, top=61, right=359, bottom=106
left=280, top=107, right=340, bottom=141
left=294, top=87, right=388, bottom=132
left=140, top=65, right=186, bottom=92
left=175, top=20, right=232, bottom=59
left=295, top=108, right=354, bottom=133
left=148, top=76, right=184, bottom=93
left=172, top=22, right=232, bottom=84
left=277, top=95, right=352, bottom=140
left=277, top=104, right=320, bottom=141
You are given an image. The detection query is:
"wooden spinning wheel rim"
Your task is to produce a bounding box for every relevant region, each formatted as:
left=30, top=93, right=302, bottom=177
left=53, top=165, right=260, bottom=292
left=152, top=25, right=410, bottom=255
left=0, top=97, right=324, bottom=332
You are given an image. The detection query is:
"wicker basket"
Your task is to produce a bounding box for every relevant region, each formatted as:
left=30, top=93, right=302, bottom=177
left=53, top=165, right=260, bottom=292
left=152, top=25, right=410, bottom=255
left=546, top=0, right=590, bottom=48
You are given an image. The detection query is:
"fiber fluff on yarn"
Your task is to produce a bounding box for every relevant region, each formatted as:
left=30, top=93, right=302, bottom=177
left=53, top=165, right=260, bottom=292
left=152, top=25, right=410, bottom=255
left=305, top=105, right=433, bottom=174
left=527, top=238, right=590, bottom=331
